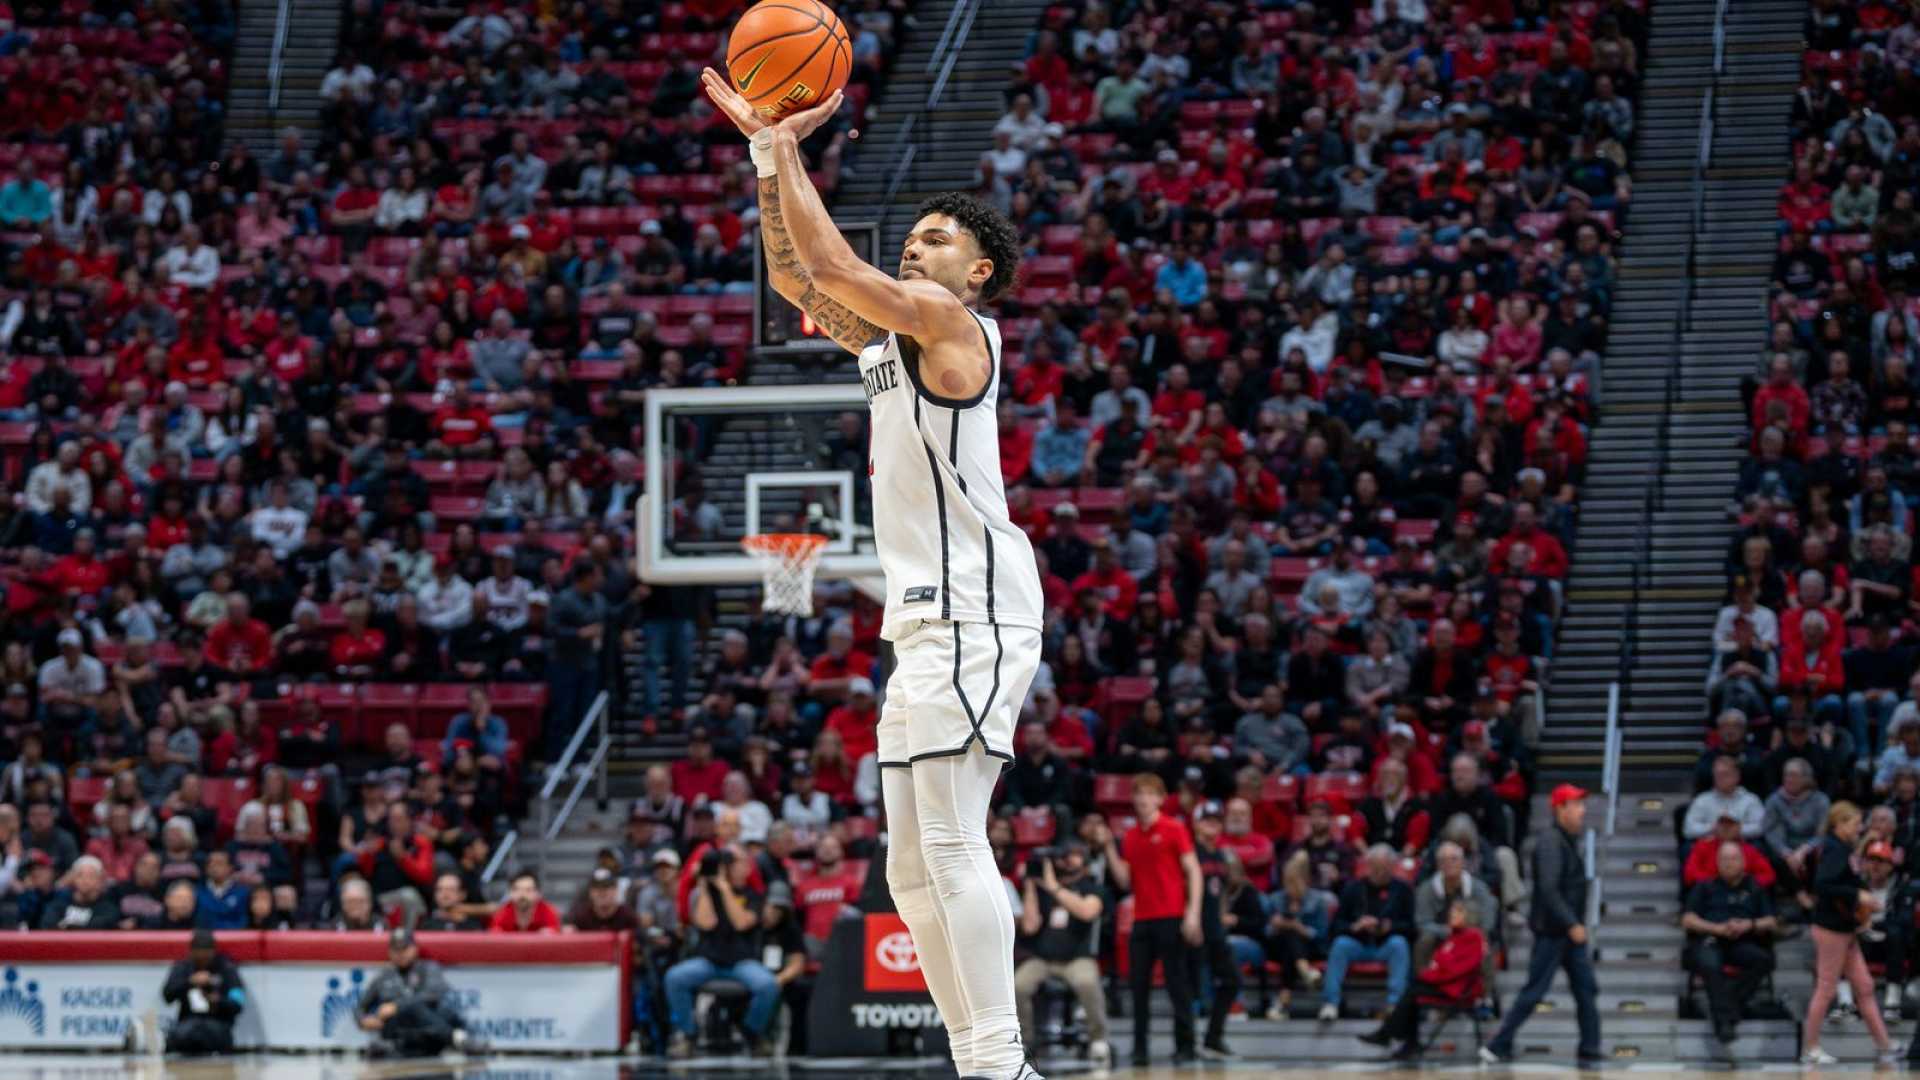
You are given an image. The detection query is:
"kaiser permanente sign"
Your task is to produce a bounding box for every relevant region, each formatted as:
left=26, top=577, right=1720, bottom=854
left=0, top=931, right=631, bottom=1052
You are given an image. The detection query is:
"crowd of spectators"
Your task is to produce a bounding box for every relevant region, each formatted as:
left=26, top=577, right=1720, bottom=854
left=1688, top=0, right=1920, bottom=1039
left=610, top=0, right=1656, bottom=1057
left=0, top=0, right=1646, bottom=1059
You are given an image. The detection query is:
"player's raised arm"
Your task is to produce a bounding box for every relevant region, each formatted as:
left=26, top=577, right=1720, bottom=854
left=767, top=114, right=974, bottom=345
left=699, top=69, right=884, bottom=355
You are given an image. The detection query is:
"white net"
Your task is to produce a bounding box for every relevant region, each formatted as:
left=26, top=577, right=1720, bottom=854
left=741, top=534, right=829, bottom=616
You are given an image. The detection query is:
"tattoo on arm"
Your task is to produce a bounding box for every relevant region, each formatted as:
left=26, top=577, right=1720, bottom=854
left=757, top=174, right=882, bottom=355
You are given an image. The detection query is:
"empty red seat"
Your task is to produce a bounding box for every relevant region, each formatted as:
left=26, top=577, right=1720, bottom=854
left=360, top=684, right=419, bottom=737
left=417, top=683, right=468, bottom=738
left=68, top=775, right=108, bottom=824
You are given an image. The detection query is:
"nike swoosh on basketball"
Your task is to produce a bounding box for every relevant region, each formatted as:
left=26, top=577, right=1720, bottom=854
left=736, top=54, right=772, bottom=92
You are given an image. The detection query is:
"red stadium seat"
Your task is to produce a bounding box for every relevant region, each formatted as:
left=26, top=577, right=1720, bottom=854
left=68, top=776, right=108, bottom=825
left=417, top=683, right=469, bottom=738
left=360, top=684, right=420, bottom=736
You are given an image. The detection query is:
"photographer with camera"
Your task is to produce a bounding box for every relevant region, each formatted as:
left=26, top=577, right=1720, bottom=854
left=1013, top=839, right=1110, bottom=1070
left=662, top=843, right=781, bottom=1059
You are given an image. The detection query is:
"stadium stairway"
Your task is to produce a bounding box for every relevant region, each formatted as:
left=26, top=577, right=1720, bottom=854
left=1100, top=792, right=1828, bottom=1064
left=225, top=0, right=338, bottom=156
left=1541, top=0, right=1801, bottom=789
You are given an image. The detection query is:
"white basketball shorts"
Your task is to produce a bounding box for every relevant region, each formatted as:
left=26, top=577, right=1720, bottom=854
left=876, top=618, right=1042, bottom=767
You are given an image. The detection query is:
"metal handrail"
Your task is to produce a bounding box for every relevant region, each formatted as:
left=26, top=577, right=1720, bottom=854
left=480, top=829, right=518, bottom=888
left=1713, top=0, right=1729, bottom=76
left=924, top=0, right=974, bottom=75
left=265, top=0, right=292, bottom=125
left=927, top=0, right=981, bottom=111
left=533, top=690, right=612, bottom=879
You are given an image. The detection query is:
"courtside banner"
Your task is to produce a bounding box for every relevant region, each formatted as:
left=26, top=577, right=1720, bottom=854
left=0, top=931, right=630, bottom=1052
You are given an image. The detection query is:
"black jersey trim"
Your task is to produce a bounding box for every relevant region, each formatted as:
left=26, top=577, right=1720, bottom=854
left=897, top=311, right=995, bottom=410
left=915, top=395, right=952, bottom=621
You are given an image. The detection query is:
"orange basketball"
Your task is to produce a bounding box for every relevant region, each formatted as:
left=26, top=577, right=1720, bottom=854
left=725, top=0, right=851, bottom=119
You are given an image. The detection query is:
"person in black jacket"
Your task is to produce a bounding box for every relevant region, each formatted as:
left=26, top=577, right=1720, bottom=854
left=162, top=928, right=247, bottom=1055
left=1428, top=753, right=1527, bottom=912
left=1481, top=784, right=1601, bottom=1064
left=1800, top=802, right=1895, bottom=1066
left=1318, top=845, right=1414, bottom=1020
left=1681, top=841, right=1779, bottom=1052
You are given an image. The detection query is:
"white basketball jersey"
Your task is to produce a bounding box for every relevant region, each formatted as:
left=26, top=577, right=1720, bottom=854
left=857, top=310, right=1044, bottom=642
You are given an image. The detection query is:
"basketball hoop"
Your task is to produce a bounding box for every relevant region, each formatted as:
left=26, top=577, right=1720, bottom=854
left=741, top=533, right=830, bottom=616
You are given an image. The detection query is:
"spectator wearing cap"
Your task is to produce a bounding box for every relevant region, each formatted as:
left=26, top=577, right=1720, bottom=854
left=672, top=726, right=729, bottom=805
left=780, top=761, right=832, bottom=836
left=1481, top=784, right=1600, bottom=1063
left=568, top=866, right=642, bottom=933
left=664, top=841, right=779, bottom=1058
left=162, top=926, right=248, bottom=1054
left=1859, top=839, right=1913, bottom=1012
left=822, top=676, right=879, bottom=766
left=1766, top=705, right=1843, bottom=792
left=357, top=927, right=476, bottom=1056
left=1682, top=840, right=1780, bottom=1050
left=37, top=626, right=107, bottom=729
left=1706, top=616, right=1777, bottom=722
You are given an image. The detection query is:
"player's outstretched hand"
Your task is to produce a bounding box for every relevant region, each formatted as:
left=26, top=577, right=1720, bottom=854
left=775, top=88, right=845, bottom=141
left=700, top=67, right=767, bottom=137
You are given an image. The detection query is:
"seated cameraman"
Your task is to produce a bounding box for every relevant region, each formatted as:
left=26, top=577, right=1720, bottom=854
left=1681, top=840, right=1778, bottom=1049
left=1013, top=839, right=1111, bottom=1070
left=162, top=928, right=247, bottom=1055
left=663, top=844, right=780, bottom=1058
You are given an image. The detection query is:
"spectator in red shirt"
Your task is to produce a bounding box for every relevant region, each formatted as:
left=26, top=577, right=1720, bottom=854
left=1487, top=503, right=1569, bottom=579
left=1777, top=159, right=1832, bottom=234
left=167, top=313, right=223, bottom=387
left=791, top=833, right=863, bottom=948
left=998, top=400, right=1034, bottom=484
left=1751, top=354, right=1811, bottom=437
left=1105, top=772, right=1202, bottom=1064
left=1071, top=539, right=1140, bottom=621
left=329, top=598, right=387, bottom=680
left=808, top=622, right=874, bottom=704
left=51, top=527, right=109, bottom=597
left=489, top=869, right=562, bottom=932
left=204, top=593, right=273, bottom=676
left=1681, top=814, right=1777, bottom=888
left=1482, top=618, right=1538, bottom=709
left=1151, top=363, right=1206, bottom=440
left=427, top=381, right=494, bottom=459
left=671, top=724, right=731, bottom=805
left=823, top=678, right=879, bottom=765
left=1012, top=339, right=1065, bottom=411
left=1779, top=606, right=1846, bottom=717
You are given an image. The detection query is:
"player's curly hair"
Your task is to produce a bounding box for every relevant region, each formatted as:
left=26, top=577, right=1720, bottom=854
left=918, top=191, right=1021, bottom=303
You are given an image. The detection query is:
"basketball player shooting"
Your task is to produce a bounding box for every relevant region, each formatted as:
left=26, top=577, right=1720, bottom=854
left=702, top=70, right=1046, bottom=1080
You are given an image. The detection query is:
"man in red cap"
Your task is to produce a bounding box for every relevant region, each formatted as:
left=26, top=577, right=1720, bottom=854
left=1481, top=783, right=1601, bottom=1064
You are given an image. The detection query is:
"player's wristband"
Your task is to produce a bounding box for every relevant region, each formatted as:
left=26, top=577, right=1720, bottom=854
left=750, top=129, right=778, bottom=177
